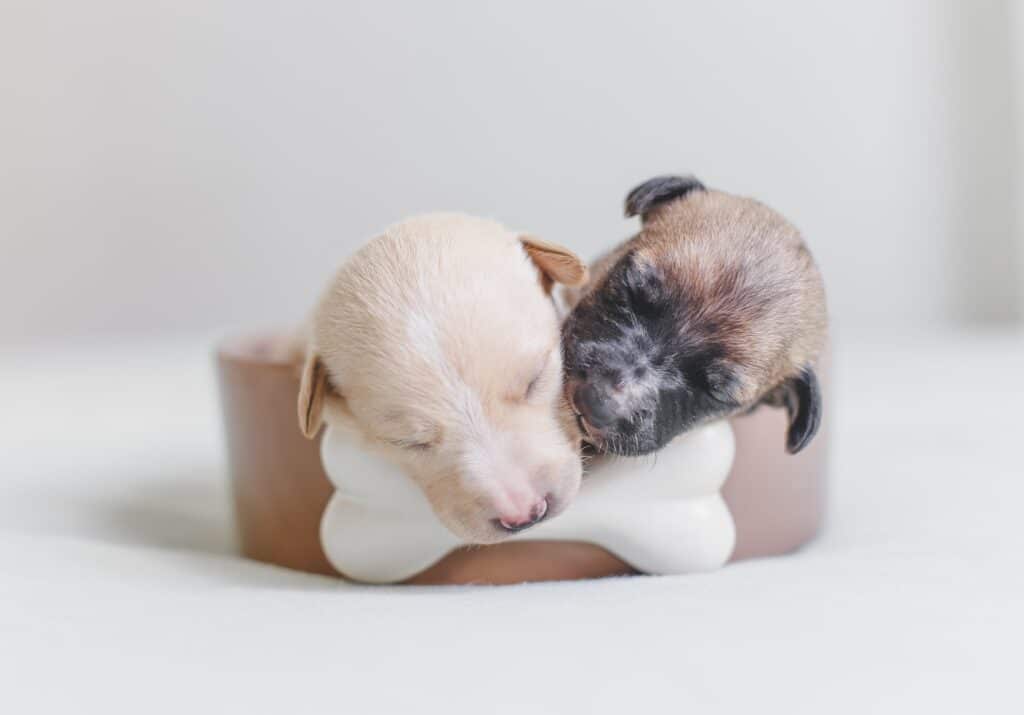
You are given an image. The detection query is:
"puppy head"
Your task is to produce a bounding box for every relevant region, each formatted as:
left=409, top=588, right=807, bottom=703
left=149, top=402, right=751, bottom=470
left=299, top=213, right=588, bottom=544
left=562, top=176, right=826, bottom=456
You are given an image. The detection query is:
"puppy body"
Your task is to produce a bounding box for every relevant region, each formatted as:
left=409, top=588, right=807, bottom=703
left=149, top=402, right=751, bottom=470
left=563, top=176, right=826, bottom=456
left=299, top=213, right=588, bottom=544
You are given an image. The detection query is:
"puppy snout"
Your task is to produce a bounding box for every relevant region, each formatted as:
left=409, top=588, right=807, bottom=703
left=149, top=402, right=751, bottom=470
left=495, top=497, right=549, bottom=533
left=574, top=382, right=617, bottom=428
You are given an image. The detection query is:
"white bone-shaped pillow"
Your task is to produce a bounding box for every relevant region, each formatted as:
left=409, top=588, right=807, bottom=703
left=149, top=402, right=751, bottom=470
left=320, top=421, right=737, bottom=584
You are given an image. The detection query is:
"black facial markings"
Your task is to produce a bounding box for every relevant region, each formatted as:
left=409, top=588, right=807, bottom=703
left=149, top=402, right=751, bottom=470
left=624, top=175, right=706, bottom=220
left=563, top=251, right=743, bottom=456
left=621, top=254, right=666, bottom=316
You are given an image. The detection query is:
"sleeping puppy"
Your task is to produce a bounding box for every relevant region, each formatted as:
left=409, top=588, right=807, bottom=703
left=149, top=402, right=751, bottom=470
left=297, top=213, right=588, bottom=544
left=562, top=175, right=826, bottom=456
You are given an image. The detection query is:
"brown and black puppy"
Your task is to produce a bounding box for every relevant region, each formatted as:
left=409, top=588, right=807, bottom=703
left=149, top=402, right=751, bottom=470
left=562, top=175, right=826, bottom=456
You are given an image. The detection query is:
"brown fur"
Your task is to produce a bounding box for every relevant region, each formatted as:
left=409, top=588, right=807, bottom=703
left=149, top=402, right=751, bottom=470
left=562, top=178, right=827, bottom=455
left=635, top=190, right=826, bottom=403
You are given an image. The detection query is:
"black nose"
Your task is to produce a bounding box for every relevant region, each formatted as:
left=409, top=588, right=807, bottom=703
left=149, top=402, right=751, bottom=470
left=574, top=382, right=617, bottom=428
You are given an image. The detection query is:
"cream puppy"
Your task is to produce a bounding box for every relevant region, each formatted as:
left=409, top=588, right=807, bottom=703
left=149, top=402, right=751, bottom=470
left=298, top=213, right=588, bottom=544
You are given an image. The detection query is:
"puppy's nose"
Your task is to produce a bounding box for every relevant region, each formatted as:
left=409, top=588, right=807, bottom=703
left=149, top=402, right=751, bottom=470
left=497, top=498, right=549, bottom=533
left=574, top=383, right=617, bottom=428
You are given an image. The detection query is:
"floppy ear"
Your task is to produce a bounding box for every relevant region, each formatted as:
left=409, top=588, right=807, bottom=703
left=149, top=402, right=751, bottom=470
left=519, top=235, right=589, bottom=294
left=624, top=175, right=705, bottom=221
left=297, top=351, right=330, bottom=439
left=763, top=366, right=822, bottom=454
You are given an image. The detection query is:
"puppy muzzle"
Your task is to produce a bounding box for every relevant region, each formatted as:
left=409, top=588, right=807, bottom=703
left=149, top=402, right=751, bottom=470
left=568, top=376, right=660, bottom=453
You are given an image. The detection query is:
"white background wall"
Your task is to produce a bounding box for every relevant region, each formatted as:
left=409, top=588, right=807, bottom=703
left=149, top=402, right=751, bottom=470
left=1014, top=0, right=1024, bottom=321
left=2, top=0, right=1020, bottom=343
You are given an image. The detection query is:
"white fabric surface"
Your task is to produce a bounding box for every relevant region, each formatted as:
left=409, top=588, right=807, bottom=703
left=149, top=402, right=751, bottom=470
left=2, top=331, right=1022, bottom=714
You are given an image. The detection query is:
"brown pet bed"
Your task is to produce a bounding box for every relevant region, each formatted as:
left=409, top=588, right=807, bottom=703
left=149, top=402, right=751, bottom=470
left=216, top=335, right=828, bottom=585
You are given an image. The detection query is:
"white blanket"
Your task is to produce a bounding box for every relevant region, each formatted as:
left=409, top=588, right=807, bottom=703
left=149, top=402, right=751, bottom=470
left=2, top=331, right=1021, bottom=714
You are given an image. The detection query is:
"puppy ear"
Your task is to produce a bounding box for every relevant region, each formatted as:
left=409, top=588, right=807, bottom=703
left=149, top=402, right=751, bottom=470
left=763, top=366, right=822, bottom=454
left=297, top=351, right=330, bottom=439
left=520, top=235, right=589, bottom=293
left=624, top=175, right=705, bottom=220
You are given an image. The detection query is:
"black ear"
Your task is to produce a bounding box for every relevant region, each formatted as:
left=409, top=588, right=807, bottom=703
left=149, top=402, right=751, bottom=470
left=764, top=366, right=822, bottom=454
left=624, top=175, right=705, bottom=220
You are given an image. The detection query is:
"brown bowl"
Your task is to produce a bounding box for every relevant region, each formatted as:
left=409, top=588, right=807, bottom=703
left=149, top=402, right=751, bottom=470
left=216, top=335, right=828, bottom=585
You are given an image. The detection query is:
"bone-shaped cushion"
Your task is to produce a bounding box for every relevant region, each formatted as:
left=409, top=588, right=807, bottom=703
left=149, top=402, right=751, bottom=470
left=320, top=421, right=736, bottom=584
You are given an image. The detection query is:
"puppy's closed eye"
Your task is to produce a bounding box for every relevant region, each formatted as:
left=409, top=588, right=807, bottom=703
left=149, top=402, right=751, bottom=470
left=386, top=437, right=436, bottom=452
left=704, top=360, right=741, bottom=405
left=520, top=348, right=557, bottom=402
left=621, top=253, right=666, bottom=316
left=380, top=417, right=442, bottom=452
left=524, top=370, right=545, bottom=399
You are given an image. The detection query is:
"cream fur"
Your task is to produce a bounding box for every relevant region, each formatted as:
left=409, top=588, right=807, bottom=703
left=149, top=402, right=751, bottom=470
left=299, top=213, right=587, bottom=543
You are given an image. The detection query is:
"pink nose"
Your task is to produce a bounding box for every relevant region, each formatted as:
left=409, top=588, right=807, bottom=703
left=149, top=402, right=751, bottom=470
left=497, top=498, right=549, bottom=532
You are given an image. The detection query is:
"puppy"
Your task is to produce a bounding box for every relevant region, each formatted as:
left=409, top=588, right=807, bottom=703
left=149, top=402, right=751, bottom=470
left=297, top=213, right=588, bottom=544
left=562, top=175, right=826, bottom=456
